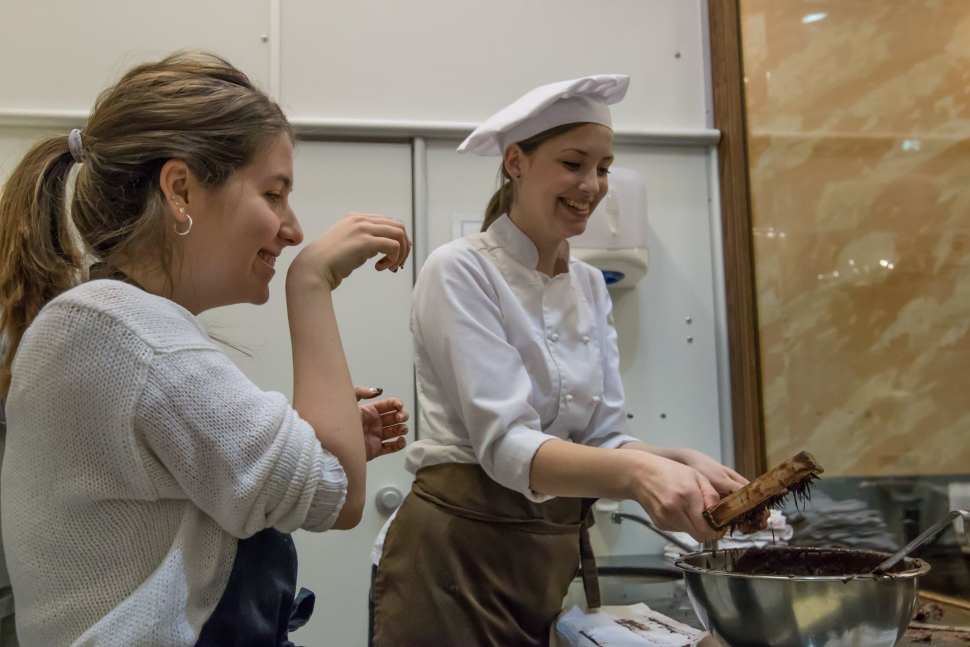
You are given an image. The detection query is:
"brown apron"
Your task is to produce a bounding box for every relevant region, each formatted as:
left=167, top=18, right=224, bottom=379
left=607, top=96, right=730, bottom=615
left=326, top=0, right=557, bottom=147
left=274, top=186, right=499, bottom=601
left=372, top=463, right=600, bottom=647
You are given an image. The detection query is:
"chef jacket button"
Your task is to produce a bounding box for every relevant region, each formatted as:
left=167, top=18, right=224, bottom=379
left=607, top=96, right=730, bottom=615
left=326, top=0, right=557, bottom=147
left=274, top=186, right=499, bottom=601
left=550, top=333, right=560, bottom=342
left=583, top=336, right=590, bottom=344
left=592, top=396, right=601, bottom=404
left=565, top=394, right=574, bottom=403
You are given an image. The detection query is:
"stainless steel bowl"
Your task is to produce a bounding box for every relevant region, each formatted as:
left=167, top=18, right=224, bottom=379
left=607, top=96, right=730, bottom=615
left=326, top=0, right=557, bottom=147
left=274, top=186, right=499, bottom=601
left=676, top=547, right=929, bottom=647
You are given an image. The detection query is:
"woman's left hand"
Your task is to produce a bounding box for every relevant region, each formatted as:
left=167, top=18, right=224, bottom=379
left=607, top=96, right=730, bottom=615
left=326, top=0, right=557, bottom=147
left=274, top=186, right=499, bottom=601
left=673, top=448, right=748, bottom=497
left=355, top=386, right=409, bottom=461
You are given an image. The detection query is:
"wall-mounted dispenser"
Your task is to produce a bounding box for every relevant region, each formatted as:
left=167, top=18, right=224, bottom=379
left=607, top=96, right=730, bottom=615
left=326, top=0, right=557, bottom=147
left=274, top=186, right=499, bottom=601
left=571, top=166, right=648, bottom=289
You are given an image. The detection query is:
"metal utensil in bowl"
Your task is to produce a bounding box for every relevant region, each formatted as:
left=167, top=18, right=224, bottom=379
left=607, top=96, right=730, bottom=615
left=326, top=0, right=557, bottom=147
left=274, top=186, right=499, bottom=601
left=676, top=546, right=929, bottom=647
left=872, top=509, right=970, bottom=574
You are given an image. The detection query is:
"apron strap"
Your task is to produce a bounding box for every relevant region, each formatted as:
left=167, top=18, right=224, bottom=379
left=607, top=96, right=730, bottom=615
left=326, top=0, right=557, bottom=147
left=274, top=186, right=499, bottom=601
left=579, top=499, right=601, bottom=609
left=287, top=587, right=316, bottom=631
left=413, top=487, right=583, bottom=535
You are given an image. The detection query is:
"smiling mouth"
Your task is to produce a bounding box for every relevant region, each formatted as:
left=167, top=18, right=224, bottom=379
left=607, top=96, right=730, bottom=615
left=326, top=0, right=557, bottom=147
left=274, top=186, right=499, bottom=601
left=257, top=250, right=277, bottom=268
left=560, top=197, right=591, bottom=215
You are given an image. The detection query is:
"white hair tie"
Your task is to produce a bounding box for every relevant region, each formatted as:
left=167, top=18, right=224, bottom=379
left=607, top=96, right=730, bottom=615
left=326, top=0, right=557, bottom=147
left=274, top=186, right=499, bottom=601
left=68, top=129, right=85, bottom=164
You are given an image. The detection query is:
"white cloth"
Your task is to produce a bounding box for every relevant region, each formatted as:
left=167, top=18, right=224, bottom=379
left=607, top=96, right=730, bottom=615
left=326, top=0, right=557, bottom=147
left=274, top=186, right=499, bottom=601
left=405, top=214, right=637, bottom=500
left=458, top=75, right=630, bottom=156
left=555, top=604, right=712, bottom=647
left=662, top=510, right=794, bottom=563
left=1, top=280, right=347, bottom=647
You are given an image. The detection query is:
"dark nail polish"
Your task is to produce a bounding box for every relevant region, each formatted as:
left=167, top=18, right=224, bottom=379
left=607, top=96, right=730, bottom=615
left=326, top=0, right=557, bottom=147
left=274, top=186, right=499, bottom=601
left=372, top=387, right=383, bottom=396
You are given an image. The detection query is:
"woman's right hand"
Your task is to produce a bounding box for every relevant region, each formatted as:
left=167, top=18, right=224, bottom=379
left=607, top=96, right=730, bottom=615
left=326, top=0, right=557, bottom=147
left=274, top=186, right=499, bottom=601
left=293, top=213, right=411, bottom=289
left=630, top=451, right=724, bottom=543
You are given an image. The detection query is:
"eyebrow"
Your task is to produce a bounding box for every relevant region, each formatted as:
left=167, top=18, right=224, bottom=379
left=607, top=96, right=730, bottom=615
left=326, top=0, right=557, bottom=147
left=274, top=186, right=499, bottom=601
left=268, top=173, right=293, bottom=190
left=561, top=148, right=614, bottom=162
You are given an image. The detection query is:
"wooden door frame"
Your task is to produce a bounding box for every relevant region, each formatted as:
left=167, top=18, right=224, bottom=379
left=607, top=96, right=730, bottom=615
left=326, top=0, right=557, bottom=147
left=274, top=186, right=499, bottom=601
left=707, top=0, right=767, bottom=479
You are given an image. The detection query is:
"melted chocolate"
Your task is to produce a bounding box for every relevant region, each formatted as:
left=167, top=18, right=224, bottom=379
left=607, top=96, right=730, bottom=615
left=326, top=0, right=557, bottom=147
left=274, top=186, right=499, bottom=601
left=727, top=547, right=910, bottom=577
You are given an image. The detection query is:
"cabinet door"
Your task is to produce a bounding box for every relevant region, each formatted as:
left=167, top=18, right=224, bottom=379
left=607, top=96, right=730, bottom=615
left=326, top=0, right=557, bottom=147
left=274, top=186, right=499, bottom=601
left=204, top=141, right=414, bottom=646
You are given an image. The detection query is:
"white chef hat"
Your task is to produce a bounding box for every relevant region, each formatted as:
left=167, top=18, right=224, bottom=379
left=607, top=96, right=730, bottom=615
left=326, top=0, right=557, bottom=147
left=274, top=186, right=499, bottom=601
left=457, top=74, right=630, bottom=157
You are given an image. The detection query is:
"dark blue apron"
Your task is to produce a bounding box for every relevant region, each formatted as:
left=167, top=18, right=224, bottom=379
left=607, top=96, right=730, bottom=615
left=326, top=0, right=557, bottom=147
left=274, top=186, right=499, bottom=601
left=194, top=527, right=314, bottom=646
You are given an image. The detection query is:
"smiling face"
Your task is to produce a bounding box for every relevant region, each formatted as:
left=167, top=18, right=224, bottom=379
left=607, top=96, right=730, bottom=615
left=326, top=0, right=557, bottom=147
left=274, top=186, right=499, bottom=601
left=505, top=123, right=614, bottom=248
left=168, top=133, right=304, bottom=312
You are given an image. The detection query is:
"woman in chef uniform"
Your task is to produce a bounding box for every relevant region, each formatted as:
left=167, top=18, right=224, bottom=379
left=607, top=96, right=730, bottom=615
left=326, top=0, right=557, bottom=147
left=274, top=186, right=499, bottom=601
left=372, top=76, right=748, bottom=646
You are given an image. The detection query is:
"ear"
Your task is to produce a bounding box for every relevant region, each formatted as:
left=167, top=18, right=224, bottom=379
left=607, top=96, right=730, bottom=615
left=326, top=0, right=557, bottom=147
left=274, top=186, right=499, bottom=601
left=158, top=160, right=194, bottom=226
left=504, top=144, right=526, bottom=180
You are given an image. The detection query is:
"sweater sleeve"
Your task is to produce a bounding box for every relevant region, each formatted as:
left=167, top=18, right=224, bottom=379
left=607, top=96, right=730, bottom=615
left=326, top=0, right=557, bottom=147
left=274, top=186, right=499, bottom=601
left=134, top=347, right=347, bottom=537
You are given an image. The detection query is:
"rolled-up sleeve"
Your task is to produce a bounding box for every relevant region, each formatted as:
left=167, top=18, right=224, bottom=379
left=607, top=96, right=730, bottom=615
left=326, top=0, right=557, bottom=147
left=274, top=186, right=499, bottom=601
left=413, top=247, right=558, bottom=501
left=134, top=348, right=347, bottom=537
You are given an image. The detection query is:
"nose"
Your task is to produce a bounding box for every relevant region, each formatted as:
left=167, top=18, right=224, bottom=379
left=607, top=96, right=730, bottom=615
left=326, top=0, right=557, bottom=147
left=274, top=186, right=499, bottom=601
left=280, top=205, right=304, bottom=246
left=577, top=167, right=602, bottom=198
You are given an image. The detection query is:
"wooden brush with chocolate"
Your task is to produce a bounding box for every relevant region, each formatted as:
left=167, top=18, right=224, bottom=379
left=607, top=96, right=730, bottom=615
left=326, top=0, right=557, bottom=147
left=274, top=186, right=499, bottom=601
left=703, top=451, right=823, bottom=533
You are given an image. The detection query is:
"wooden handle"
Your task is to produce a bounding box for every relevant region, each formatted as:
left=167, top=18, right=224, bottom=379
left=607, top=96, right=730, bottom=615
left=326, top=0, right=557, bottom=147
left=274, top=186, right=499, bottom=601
left=703, top=451, right=823, bottom=531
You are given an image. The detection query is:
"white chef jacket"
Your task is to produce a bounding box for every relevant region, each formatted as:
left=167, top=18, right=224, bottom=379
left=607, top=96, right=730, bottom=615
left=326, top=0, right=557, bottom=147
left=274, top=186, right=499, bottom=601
left=405, top=214, right=637, bottom=503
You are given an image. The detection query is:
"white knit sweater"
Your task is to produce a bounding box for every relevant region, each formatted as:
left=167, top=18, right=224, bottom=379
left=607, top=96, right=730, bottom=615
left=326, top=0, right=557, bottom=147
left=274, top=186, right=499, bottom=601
left=0, top=280, right=347, bottom=646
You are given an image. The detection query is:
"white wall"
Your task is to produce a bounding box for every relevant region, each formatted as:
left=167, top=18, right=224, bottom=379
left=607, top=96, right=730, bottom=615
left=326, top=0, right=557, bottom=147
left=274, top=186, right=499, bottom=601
left=0, top=1, right=725, bottom=644
left=0, top=1, right=271, bottom=110
left=280, top=0, right=709, bottom=129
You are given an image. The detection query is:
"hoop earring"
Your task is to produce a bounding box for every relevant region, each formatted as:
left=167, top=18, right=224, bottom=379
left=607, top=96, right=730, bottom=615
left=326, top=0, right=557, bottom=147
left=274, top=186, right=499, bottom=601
left=175, top=214, right=193, bottom=236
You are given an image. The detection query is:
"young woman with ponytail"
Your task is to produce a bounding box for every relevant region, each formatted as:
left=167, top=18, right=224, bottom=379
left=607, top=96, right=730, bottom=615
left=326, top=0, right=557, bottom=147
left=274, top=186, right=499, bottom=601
left=0, top=50, right=410, bottom=646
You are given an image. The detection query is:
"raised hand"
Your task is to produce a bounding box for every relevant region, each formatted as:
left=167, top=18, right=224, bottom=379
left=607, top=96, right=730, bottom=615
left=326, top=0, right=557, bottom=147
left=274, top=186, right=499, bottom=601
left=355, top=386, right=409, bottom=461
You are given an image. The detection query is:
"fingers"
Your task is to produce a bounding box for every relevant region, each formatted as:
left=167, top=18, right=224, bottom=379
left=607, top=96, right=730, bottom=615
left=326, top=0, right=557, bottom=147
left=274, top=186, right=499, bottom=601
left=371, top=398, right=409, bottom=435
left=340, top=213, right=411, bottom=273
left=360, top=219, right=409, bottom=270
left=727, top=468, right=748, bottom=488
left=381, top=423, right=408, bottom=441
left=698, top=473, right=721, bottom=511
left=711, top=474, right=744, bottom=497
left=380, top=437, right=407, bottom=456
left=355, top=386, right=383, bottom=402
left=684, top=476, right=722, bottom=543
left=652, top=469, right=721, bottom=543
left=367, top=235, right=404, bottom=270
left=373, top=398, right=406, bottom=418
